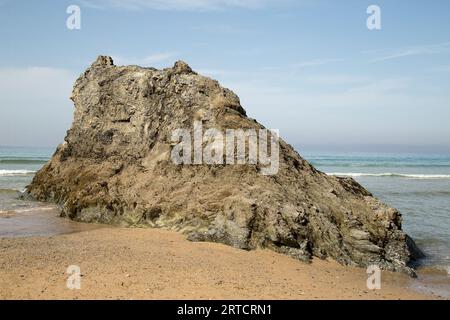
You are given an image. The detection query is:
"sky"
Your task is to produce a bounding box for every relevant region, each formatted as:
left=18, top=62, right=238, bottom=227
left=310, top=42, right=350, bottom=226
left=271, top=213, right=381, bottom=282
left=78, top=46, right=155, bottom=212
left=0, top=0, right=449, bottom=152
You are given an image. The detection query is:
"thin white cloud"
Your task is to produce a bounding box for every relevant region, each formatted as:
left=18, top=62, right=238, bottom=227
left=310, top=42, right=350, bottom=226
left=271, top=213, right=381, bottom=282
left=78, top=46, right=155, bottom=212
left=195, top=58, right=345, bottom=81
left=80, top=0, right=273, bottom=11
left=204, top=58, right=344, bottom=78
left=304, top=74, right=368, bottom=86
left=195, top=67, right=255, bottom=79
left=191, top=24, right=241, bottom=34
left=291, top=58, right=343, bottom=68
left=347, top=77, right=411, bottom=94
left=369, top=42, right=450, bottom=62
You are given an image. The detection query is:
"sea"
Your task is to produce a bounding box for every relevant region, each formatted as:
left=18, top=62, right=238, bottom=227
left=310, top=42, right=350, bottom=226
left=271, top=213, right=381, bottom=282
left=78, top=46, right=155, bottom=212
left=1, top=146, right=449, bottom=296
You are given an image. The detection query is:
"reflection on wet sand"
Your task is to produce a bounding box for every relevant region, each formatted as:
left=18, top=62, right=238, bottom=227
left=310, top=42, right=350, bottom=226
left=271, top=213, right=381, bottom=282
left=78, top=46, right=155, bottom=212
left=0, top=205, right=102, bottom=238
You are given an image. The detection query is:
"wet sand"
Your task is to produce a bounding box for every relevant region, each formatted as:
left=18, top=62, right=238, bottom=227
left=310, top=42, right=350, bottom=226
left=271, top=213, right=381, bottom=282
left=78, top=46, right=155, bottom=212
left=0, top=225, right=444, bottom=300
left=0, top=206, right=102, bottom=238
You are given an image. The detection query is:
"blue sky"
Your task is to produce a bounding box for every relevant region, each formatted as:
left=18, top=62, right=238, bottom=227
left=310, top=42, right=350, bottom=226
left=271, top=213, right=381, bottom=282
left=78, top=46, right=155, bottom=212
left=0, top=0, right=449, bottom=152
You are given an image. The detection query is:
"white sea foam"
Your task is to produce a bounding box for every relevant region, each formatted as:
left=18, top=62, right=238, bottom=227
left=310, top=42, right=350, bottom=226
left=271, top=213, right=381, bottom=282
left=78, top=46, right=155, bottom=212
left=0, top=169, right=36, bottom=176
left=327, top=172, right=450, bottom=179
left=13, top=207, right=56, bottom=213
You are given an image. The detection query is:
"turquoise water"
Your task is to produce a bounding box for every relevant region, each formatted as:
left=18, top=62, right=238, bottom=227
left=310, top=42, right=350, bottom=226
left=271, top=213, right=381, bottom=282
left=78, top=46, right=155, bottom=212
left=1, top=147, right=449, bottom=274
left=0, top=146, right=50, bottom=192
left=0, top=147, right=51, bottom=213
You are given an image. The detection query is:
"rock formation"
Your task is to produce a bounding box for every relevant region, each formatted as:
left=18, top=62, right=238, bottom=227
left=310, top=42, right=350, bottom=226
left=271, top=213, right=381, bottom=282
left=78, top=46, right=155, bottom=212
left=27, top=56, right=423, bottom=275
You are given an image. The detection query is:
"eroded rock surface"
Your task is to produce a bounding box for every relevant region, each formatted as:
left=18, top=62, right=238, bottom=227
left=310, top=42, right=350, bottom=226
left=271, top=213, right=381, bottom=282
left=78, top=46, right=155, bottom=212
left=27, top=56, right=423, bottom=275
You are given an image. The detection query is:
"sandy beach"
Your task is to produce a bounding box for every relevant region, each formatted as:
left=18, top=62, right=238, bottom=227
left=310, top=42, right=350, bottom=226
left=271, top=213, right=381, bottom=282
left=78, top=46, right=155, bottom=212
left=0, top=226, right=441, bottom=300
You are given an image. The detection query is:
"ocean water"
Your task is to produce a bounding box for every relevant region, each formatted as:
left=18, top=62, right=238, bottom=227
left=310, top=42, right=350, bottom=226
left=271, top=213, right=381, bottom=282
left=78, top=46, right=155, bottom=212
left=0, top=148, right=49, bottom=184
left=1, top=147, right=449, bottom=274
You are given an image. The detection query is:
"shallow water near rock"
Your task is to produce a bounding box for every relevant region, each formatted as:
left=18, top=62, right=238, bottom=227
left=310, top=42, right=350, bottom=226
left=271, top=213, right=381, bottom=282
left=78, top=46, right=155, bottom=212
left=0, top=147, right=97, bottom=237
left=0, top=188, right=100, bottom=238
left=410, top=268, right=450, bottom=299
left=0, top=203, right=100, bottom=238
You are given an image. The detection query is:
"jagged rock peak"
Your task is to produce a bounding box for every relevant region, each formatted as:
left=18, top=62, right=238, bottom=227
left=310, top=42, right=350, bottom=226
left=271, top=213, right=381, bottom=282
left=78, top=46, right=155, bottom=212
left=172, top=60, right=194, bottom=74
left=91, top=55, right=114, bottom=67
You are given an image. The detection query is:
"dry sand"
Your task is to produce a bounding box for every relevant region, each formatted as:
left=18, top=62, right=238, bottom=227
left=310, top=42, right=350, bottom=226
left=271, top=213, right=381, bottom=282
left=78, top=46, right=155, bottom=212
left=0, top=226, right=440, bottom=300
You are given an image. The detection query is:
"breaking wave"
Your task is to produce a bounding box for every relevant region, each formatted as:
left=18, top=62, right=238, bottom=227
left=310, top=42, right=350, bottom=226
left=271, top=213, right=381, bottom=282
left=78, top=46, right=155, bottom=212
left=0, top=170, right=36, bottom=177
left=327, top=172, right=450, bottom=179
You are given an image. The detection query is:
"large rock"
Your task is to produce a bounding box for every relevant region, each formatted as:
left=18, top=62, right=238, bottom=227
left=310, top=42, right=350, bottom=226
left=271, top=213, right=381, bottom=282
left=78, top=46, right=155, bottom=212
left=27, top=56, right=423, bottom=275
